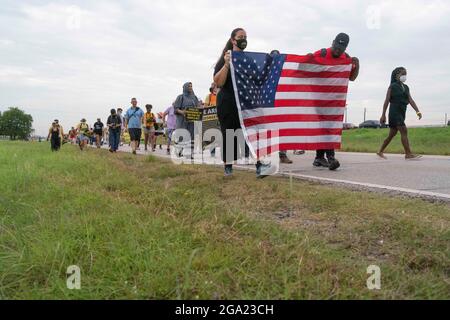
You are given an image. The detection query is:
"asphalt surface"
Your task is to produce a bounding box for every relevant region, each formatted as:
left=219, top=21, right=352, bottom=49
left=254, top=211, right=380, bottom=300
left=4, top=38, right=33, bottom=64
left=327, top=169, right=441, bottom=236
left=98, top=143, right=450, bottom=201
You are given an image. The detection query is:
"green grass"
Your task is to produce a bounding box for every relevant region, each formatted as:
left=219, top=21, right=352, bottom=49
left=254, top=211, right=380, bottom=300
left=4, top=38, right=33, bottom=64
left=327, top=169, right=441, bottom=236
left=341, top=127, right=450, bottom=156
left=0, top=141, right=449, bottom=299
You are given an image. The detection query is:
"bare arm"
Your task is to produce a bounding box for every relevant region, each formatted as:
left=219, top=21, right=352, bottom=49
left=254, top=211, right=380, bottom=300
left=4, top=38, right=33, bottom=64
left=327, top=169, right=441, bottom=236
left=213, top=51, right=231, bottom=87
left=349, top=57, right=360, bottom=82
left=380, top=87, right=391, bottom=124
left=162, top=111, right=169, bottom=125
left=408, top=92, right=422, bottom=119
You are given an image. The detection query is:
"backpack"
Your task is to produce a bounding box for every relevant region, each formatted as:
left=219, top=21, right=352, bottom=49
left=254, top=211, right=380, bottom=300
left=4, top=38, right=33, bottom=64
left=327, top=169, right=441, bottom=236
left=79, top=122, right=89, bottom=132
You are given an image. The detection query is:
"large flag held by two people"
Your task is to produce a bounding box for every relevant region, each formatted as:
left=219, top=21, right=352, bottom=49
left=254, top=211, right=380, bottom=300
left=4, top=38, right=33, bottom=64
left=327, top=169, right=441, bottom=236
left=230, top=51, right=352, bottom=158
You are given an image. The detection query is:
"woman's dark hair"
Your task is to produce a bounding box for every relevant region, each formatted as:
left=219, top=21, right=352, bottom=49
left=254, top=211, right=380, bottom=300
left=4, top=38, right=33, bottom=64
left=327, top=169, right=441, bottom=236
left=216, top=28, right=244, bottom=67
left=390, top=67, right=406, bottom=84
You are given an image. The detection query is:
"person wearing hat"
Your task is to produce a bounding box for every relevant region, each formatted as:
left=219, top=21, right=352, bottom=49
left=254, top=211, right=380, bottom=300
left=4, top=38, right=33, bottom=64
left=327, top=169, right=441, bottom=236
left=93, top=118, right=104, bottom=149
left=76, top=118, right=90, bottom=151
left=107, top=108, right=122, bottom=153
left=311, top=33, right=360, bottom=171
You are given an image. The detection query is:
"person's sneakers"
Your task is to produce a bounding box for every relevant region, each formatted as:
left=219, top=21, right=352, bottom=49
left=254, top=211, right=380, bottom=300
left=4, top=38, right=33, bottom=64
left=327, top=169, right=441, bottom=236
left=109, top=148, right=113, bottom=153
left=224, top=165, right=233, bottom=177
left=313, top=158, right=329, bottom=168
left=280, top=155, right=293, bottom=164
left=166, top=149, right=171, bottom=155
left=328, top=158, right=341, bottom=171
left=132, top=150, right=137, bottom=155
left=405, top=154, right=422, bottom=160
left=294, top=150, right=306, bottom=155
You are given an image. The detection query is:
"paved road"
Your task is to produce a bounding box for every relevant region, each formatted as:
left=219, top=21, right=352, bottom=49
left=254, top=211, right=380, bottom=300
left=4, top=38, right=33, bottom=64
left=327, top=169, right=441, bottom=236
left=99, top=143, right=450, bottom=201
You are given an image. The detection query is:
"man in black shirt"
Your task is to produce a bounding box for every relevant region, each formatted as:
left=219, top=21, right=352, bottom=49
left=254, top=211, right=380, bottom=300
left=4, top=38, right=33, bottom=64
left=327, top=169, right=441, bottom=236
left=93, top=118, right=104, bottom=148
left=107, top=109, right=122, bottom=153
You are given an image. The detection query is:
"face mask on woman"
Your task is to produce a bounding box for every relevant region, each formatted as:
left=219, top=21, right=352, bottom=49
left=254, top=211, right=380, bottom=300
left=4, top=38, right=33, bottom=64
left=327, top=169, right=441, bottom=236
left=399, top=75, right=407, bottom=83
left=235, top=38, right=247, bottom=50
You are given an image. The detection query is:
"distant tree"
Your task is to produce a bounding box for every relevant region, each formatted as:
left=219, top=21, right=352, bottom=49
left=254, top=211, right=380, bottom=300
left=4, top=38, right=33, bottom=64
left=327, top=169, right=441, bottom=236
left=0, top=107, right=33, bottom=140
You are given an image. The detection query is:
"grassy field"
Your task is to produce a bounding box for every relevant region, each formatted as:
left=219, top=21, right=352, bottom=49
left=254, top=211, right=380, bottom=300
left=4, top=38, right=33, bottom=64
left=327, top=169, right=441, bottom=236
left=341, top=126, right=450, bottom=156
left=0, top=141, right=449, bottom=299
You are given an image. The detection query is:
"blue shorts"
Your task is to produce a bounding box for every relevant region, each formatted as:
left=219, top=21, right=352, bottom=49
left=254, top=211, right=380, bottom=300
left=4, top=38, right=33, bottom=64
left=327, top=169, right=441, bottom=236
left=78, top=134, right=89, bottom=142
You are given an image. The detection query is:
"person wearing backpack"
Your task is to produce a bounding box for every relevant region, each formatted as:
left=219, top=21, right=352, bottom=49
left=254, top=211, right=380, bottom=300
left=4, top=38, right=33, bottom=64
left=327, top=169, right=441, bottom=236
left=124, top=97, right=144, bottom=155
left=312, top=33, right=360, bottom=171
left=76, top=118, right=90, bottom=151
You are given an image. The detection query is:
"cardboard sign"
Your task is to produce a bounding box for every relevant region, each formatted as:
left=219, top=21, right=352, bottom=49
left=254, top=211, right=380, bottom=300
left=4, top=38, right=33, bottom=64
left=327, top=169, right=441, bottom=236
left=202, top=107, right=218, bottom=122
left=185, top=108, right=203, bottom=122
left=202, top=106, right=220, bottom=140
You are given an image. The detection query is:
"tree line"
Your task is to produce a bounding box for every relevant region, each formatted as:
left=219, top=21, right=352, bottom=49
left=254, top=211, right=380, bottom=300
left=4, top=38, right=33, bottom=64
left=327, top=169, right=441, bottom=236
left=0, top=107, right=34, bottom=140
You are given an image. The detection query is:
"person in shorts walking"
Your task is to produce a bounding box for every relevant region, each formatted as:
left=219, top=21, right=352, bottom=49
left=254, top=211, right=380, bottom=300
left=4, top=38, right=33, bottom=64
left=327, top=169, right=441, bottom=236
left=124, top=98, right=144, bottom=155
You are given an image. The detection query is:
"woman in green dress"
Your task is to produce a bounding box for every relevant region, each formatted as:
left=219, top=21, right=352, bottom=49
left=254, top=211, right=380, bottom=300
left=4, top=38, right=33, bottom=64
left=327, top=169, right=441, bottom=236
left=377, top=67, right=423, bottom=160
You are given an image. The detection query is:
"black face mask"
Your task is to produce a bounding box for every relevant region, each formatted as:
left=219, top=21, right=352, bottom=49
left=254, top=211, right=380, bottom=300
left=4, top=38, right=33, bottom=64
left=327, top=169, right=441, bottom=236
left=235, top=38, right=247, bottom=50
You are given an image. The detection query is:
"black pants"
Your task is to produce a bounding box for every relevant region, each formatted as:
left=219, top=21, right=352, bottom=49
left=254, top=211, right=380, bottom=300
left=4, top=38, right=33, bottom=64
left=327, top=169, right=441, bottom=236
left=316, top=149, right=335, bottom=160
left=51, top=136, right=61, bottom=151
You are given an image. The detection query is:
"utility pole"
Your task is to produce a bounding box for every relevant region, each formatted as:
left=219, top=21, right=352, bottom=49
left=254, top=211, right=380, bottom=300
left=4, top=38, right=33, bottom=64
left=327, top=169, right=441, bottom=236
left=445, top=113, right=448, bottom=126
left=364, top=108, right=367, bottom=122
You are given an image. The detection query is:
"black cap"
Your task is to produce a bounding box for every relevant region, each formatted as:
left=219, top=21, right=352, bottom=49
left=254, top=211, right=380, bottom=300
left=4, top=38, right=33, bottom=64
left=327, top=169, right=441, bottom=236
left=111, top=108, right=116, bottom=114
left=334, top=33, right=349, bottom=50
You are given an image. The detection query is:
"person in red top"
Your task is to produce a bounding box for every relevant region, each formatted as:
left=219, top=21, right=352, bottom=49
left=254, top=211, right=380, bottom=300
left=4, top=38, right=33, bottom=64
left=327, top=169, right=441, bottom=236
left=312, top=33, right=360, bottom=170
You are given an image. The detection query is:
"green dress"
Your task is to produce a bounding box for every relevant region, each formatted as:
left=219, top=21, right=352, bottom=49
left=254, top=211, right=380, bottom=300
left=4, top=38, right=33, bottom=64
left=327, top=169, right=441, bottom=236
left=388, top=81, right=410, bottom=128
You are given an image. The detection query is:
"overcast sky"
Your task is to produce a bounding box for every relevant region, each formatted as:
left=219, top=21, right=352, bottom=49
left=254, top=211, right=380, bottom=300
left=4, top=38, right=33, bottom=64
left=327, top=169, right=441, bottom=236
left=1, top=0, right=449, bottom=135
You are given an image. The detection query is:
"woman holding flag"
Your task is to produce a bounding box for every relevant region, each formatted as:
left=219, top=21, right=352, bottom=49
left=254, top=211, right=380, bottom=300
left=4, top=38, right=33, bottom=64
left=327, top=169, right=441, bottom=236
left=214, top=28, right=271, bottom=178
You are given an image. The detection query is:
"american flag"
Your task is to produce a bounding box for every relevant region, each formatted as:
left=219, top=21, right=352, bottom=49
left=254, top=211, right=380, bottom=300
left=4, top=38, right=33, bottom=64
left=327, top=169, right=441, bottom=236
left=230, top=51, right=352, bottom=157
